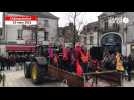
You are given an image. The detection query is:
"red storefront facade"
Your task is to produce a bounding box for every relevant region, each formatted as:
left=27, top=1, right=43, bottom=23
left=6, top=45, right=35, bottom=52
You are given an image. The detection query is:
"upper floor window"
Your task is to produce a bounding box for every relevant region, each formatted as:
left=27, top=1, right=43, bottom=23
left=84, top=37, right=87, bottom=44
left=104, top=21, right=108, bottom=30
left=87, top=27, right=91, bottom=32
left=90, top=36, right=94, bottom=45
left=94, top=26, right=98, bottom=31
left=113, top=22, right=120, bottom=31
left=44, top=20, right=49, bottom=27
left=44, top=32, right=48, bottom=41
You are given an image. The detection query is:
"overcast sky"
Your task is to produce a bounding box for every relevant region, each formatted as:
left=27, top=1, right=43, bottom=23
left=51, top=12, right=102, bottom=29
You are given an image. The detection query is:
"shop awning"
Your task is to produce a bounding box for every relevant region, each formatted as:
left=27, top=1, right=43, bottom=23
left=6, top=45, right=35, bottom=52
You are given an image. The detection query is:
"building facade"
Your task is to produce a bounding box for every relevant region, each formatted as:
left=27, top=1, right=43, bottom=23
left=0, top=12, right=59, bottom=56
left=80, top=21, right=99, bottom=50
left=98, top=12, right=134, bottom=56
left=58, top=23, right=78, bottom=47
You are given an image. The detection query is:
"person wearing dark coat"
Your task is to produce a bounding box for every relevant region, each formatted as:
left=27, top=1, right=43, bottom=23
left=128, top=55, right=132, bottom=81
left=16, top=56, right=20, bottom=71
left=123, top=56, right=129, bottom=79
left=1, top=56, right=5, bottom=71
left=69, top=48, right=75, bottom=72
left=0, top=56, right=4, bottom=71
left=6, top=56, right=10, bottom=70
left=58, top=46, right=63, bottom=69
left=20, top=56, right=23, bottom=70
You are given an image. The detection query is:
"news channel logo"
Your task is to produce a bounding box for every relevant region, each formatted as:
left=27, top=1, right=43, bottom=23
left=108, top=16, right=129, bottom=24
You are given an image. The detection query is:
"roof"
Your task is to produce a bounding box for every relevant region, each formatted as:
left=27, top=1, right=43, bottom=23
left=80, top=21, right=99, bottom=34
left=7, top=12, right=59, bottom=19
left=98, top=12, right=125, bottom=18
left=86, top=21, right=99, bottom=27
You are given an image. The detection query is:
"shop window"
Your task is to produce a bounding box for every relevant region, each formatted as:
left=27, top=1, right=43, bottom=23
left=104, top=21, right=108, bottom=30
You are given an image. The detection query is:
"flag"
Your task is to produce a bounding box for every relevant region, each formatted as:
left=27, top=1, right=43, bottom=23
left=76, top=60, right=83, bottom=77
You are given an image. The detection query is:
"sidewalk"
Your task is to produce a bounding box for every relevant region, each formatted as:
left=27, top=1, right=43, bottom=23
left=0, top=67, right=67, bottom=87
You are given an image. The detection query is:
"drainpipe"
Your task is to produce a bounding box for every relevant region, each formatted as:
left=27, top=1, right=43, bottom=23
left=3, top=12, right=7, bottom=57
left=125, top=24, right=127, bottom=56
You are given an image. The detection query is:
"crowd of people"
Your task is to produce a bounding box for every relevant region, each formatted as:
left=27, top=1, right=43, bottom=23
left=48, top=43, right=100, bottom=77
left=0, top=43, right=133, bottom=82
left=48, top=43, right=134, bottom=81
left=0, top=54, right=31, bottom=71
left=102, top=50, right=134, bottom=81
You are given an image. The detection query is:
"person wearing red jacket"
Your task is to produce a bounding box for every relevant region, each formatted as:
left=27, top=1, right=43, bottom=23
left=48, top=44, right=54, bottom=64
left=74, top=42, right=84, bottom=76
left=80, top=48, right=90, bottom=73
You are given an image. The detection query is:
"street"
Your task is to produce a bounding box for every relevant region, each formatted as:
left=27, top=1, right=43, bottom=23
left=0, top=67, right=67, bottom=87
left=0, top=66, right=134, bottom=87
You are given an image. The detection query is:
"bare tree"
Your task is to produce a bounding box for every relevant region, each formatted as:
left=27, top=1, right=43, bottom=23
left=67, top=12, right=86, bottom=47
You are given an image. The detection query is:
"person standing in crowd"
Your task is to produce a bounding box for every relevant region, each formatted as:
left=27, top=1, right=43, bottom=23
left=79, top=47, right=90, bottom=73
left=91, top=58, right=98, bottom=72
left=58, top=45, right=63, bottom=69
left=48, top=44, right=54, bottom=65
left=1, top=56, right=5, bottom=71
left=16, top=55, right=20, bottom=71
left=53, top=50, right=59, bottom=67
left=128, top=55, right=132, bottom=81
left=6, top=56, right=10, bottom=70
left=74, top=42, right=84, bottom=76
left=109, top=53, right=116, bottom=70
left=20, top=56, right=23, bottom=70
left=131, top=55, right=134, bottom=70
left=0, top=56, right=4, bottom=71
left=11, top=55, right=16, bottom=68
left=103, top=52, right=111, bottom=70
left=22, top=55, right=26, bottom=68
left=69, top=47, right=75, bottom=72
left=66, top=46, right=74, bottom=72
left=0, top=56, right=1, bottom=71
left=62, top=45, right=70, bottom=71
left=115, top=52, right=124, bottom=72
left=123, top=56, right=129, bottom=80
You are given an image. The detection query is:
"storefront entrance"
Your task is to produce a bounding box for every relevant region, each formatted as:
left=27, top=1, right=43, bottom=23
left=101, top=32, right=122, bottom=54
left=6, top=45, right=35, bottom=56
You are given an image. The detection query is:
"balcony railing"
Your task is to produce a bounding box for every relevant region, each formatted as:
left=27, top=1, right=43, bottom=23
left=99, top=27, right=120, bottom=33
